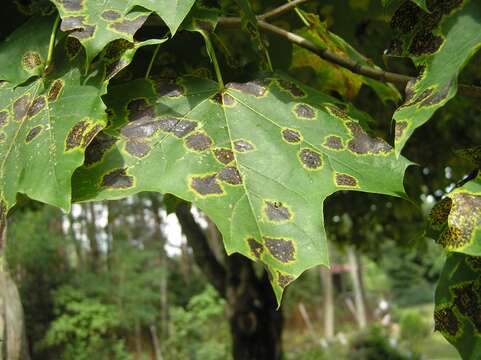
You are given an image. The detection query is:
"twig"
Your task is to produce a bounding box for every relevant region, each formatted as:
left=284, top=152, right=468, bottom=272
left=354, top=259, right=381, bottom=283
left=145, top=43, right=161, bottom=79
left=44, top=15, right=60, bottom=74
left=217, top=17, right=481, bottom=99
left=259, top=0, right=312, bottom=21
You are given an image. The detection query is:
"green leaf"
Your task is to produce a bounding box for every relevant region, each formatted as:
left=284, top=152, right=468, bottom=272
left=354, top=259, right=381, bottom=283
left=127, top=0, right=196, bottom=35
left=291, top=13, right=401, bottom=102
left=434, top=252, right=481, bottom=358
left=50, top=0, right=152, bottom=63
left=428, top=174, right=481, bottom=255
left=392, top=1, right=481, bottom=155
left=0, top=36, right=107, bottom=214
left=72, top=75, right=410, bottom=303
left=0, top=16, right=53, bottom=86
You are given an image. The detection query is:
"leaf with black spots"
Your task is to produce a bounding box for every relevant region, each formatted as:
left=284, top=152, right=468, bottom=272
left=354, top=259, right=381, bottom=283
left=72, top=75, right=410, bottom=304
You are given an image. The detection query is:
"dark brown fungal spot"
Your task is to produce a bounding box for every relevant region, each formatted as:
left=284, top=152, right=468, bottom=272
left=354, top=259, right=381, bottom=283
left=277, top=272, right=295, bottom=288
left=452, top=282, right=481, bottom=331
left=27, top=96, right=46, bottom=118
left=294, top=104, right=315, bottom=119
left=185, top=132, right=213, bottom=151
left=0, top=111, right=8, bottom=127
left=437, top=193, right=481, bottom=249
left=466, top=256, right=481, bottom=271
left=390, top=1, right=420, bottom=33
left=106, top=59, right=129, bottom=80
left=59, top=0, right=83, bottom=11
left=282, top=129, right=301, bottom=143
left=406, top=88, right=433, bottom=107
left=247, top=238, right=263, bottom=259
left=212, top=93, right=235, bottom=106
left=419, top=82, right=451, bottom=107
left=21, top=51, right=42, bottom=70
left=335, top=173, right=358, bottom=187
left=429, top=197, right=452, bottom=226
left=325, top=104, right=349, bottom=119
left=395, top=121, right=408, bottom=141
left=126, top=98, right=155, bottom=123
left=125, top=140, right=151, bottom=158
left=228, top=80, right=269, bottom=97
left=121, top=118, right=163, bottom=139
left=82, top=124, right=103, bottom=147
left=110, top=16, right=148, bottom=35
left=153, top=80, right=184, bottom=97
left=190, top=175, right=224, bottom=196
left=72, top=24, right=96, bottom=40
left=213, top=148, right=234, bottom=164
left=104, top=39, right=135, bottom=60
left=101, top=10, right=121, bottom=21
left=158, top=117, right=197, bottom=138
left=234, top=139, right=254, bottom=153
left=434, top=307, right=459, bottom=337
left=65, top=37, right=81, bottom=58
left=346, top=122, right=392, bottom=155
left=60, top=16, right=85, bottom=31
left=48, top=80, right=64, bottom=102
left=299, top=149, right=322, bottom=169
left=324, top=135, right=343, bottom=150
left=264, top=237, right=295, bottom=263
left=217, top=166, right=242, bottom=185
left=13, top=95, right=30, bottom=121
left=84, top=132, right=117, bottom=167
left=101, top=168, right=134, bottom=189
left=264, top=201, right=292, bottom=222
left=66, top=120, right=88, bottom=150
left=25, top=125, right=42, bottom=143
left=277, top=79, right=305, bottom=97
left=409, top=31, right=443, bottom=56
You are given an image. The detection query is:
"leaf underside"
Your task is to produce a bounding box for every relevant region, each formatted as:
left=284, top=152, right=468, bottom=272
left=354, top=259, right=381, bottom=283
left=72, top=76, right=410, bottom=303
left=391, top=0, right=481, bottom=155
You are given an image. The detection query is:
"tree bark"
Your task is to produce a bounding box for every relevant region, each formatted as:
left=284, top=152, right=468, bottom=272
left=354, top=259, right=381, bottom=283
left=347, top=246, right=367, bottom=329
left=320, top=266, right=334, bottom=339
left=175, top=202, right=283, bottom=360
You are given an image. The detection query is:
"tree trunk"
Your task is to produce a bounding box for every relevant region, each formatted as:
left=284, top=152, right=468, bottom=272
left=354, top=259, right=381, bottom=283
left=347, top=246, right=367, bottom=329
left=320, top=266, right=334, bottom=338
left=227, top=255, right=283, bottom=360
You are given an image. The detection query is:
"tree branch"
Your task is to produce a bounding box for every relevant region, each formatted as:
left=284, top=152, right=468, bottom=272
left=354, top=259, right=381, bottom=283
left=217, top=17, right=481, bottom=99
left=175, top=202, right=226, bottom=296
left=259, top=0, right=312, bottom=21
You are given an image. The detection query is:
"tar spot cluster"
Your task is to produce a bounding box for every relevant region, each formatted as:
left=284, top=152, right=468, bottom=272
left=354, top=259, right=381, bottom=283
left=264, top=201, right=292, bottom=223
left=277, top=271, right=295, bottom=288
left=234, top=139, right=254, bottom=153
left=282, top=128, right=301, bottom=143
left=82, top=124, right=102, bottom=147
left=27, top=96, right=46, bottom=118
left=452, top=281, right=481, bottom=332
left=25, top=126, right=43, bottom=143
left=65, top=37, right=81, bottom=59
left=294, top=103, right=316, bottom=119
left=335, top=173, right=358, bottom=187
left=104, top=39, right=135, bottom=61
left=419, top=82, right=451, bottom=107
left=217, top=166, right=242, bottom=185
left=158, top=117, right=197, bottom=138
left=111, top=16, right=148, bottom=35
left=66, top=121, right=89, bottom=150
left=409, top=31, right=443, bottom=56
left=429, top=197, right=452, bottom=226
left=101, top=10, right=121, bottom=21
left=153, top=80, right=184, bottom=97
left=84, top=132, right=117, bottom=167
left=48, top=80, right=64, bottom=102
left=213, top=148, right=234, bottom=164
left=434, top=307, right=459, bottom=337
left=324, top=135, right=343, bottom=150
left=21, top=51, right=42, bottom=70
left=121, top=118, right=160, bottom=139
left=395, top=121, right=408, bottom=141
left=190, top=174, right=224, bottom=196
left=185, top=132, right=213, bottom=152
left=125, top=140, right=151, bottom=158
left=437, top=193, right=481, bottom=249
left=127, top=98, right=155, bottom=123
left=299, top=148, right=322, bottom=170
left=212, top=92, right=235, bottom=106
left=325, top=104, right=349, bottom=120
left=466, top=256, right=481, bottom=271
left=390, top=1, right=420, bottom=33
left=228, top=80, right=270, bottom=97
left=61, top=16, right=95, bottom=40
left=13, top=95, right=30, bottom=121
left=247, top=238, right=264, bottom=259
left=101, top=168, right=134, bottom=189
left=277, top=79, right=305, bottom=97
left=0, top=111, right=7, bottom=127
left=346, top=122, right=392, bottom=155
left=59, top=0, right=83, bottom=11
left=264, top=237, right=295, bottom=263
